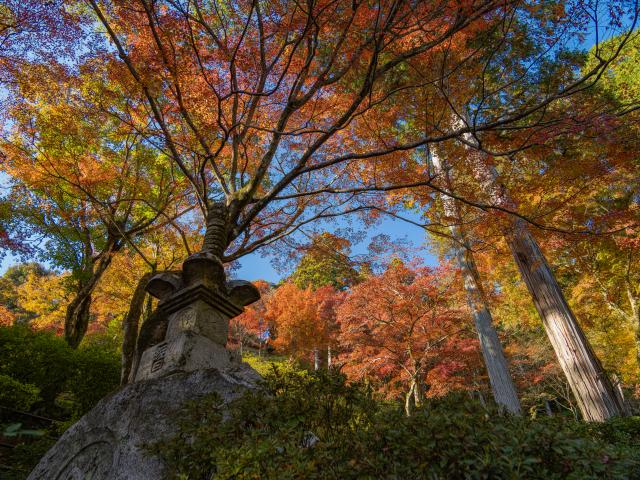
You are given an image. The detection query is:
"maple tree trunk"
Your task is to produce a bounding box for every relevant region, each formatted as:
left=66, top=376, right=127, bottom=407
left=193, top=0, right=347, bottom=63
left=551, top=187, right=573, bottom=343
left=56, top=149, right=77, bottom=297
left=201, top=201, right=229, bottom=260
left=413, top=376, right=424, bottom=408
left=64, top=240, right=120, bottom=348
left=432, top=152, right=521, bottom=414
left=405, top=380, right=416, bottom=417
left=121, top=272, right=153, bottom=385
left=64, top=292, right=92, bottom=349
left=507, top=220, right=626, bottom=421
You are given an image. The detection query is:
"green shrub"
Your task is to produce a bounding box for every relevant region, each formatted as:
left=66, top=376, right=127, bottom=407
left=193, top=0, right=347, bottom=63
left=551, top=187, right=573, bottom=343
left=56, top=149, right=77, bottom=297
left=0, top=375, right=41, bottom=411
left=584, top=415, right=640, bottom=446
left=241, top=351, right=293, bottom=377
left=0, top=325, right=120, bottom=419
left=151, top=369, right=640, bottom=480
left=0, top=325, right=121, bottom=478
left=0, top=436, right=57, bottom=480
left=0, top=325, right=73, bottom=411
left=67, top=342, right=121, bottom=417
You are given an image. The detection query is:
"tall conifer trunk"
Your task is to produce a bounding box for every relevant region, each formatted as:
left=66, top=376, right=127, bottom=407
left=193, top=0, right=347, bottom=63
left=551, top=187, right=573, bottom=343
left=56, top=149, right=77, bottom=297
left=624, top=280, right=640, bottom=367
left=431, top=152, right=521, bottom=415
left=506, top=220, right=626, bottom=420
left=472, top=156, right=626, bottom=421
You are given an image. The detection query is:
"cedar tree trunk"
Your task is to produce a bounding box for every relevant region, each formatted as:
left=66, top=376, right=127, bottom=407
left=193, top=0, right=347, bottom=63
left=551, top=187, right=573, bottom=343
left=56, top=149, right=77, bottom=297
left=432, top=152, right=521, bottom=414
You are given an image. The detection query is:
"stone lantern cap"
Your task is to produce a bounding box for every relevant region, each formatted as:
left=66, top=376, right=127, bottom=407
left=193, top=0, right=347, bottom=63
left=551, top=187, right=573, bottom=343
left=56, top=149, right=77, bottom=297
left=160, top=281, right=243, bottom=319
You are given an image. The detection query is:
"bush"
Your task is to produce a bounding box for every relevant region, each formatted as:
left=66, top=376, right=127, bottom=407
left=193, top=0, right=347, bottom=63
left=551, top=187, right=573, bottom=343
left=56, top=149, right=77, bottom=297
left=0, top=375, right=41, bottom=411
left=66, top=342, right=121, bottom=417
left=0, top=325, right=120, bottom=419
left=0, top=325, right=120, bottom=478
left=151, top=368, right=640, bottom=480
left=0, top=325, right=74, bottom=412
left=0, top=437, right=57, bottom=480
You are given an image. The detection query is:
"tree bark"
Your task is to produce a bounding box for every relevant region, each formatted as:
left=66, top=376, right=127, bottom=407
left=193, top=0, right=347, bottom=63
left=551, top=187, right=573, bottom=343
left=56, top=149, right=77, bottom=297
left=327, top=346, right=332, bottom=369
left=506, top=222, right=626, bottom=420
left=611, top=373, right=631, bottom=416
left=202, top=201, right=229, bottom=259
left=431, top=152, right=521, bottom=415
left=120, top=272, right=153, bottom=385
left=64, top=240, right=120, bottom=348
left=470, top=155, right=626, bottom=421
left=405, top=380, right=416, bottom=417
left=313, top=348, right=320, bottom=371
left=64, top=292, right=92, bottom=349
left=413, top=375, right=424, bottom=408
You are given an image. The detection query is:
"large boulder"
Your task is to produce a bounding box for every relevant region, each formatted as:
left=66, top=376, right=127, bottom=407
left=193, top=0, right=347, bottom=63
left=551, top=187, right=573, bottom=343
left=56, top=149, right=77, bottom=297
left=28, top=363, right=260, bottom=480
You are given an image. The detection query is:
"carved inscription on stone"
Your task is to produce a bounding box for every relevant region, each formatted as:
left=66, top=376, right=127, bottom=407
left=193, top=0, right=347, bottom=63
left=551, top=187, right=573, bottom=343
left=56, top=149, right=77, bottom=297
left=179, top=308, right=197, bottom=331
left=54, top=440, right=114, bottom=480
left=150, top=342, right=168, bottom=373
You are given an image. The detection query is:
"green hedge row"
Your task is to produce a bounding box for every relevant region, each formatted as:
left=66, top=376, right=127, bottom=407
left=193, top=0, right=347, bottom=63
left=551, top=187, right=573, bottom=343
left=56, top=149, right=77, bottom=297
left=152, top=367, right=640, bottom=479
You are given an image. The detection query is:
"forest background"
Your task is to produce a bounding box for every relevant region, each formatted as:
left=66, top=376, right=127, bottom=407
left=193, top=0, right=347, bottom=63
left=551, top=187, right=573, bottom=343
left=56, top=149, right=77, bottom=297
left=1, top=0, right=640, bottom=477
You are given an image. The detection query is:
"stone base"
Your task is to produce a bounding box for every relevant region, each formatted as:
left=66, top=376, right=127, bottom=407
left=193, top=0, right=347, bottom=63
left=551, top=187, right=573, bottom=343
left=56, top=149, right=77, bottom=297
left=28, top=364, right=261, bottom=480
left=134, top=331, right=240, bottom=382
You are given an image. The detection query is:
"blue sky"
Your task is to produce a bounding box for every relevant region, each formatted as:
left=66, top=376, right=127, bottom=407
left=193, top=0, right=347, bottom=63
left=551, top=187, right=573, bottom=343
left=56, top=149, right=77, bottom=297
left=232, top=214, right=435, bottom=282
left=0, top=208, right=434, bottom=283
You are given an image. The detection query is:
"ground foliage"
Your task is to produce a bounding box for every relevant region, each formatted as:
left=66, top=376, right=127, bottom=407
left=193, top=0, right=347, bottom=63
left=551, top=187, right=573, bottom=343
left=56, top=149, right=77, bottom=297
left=0, top=325, right=120, bottom=478
left=151, top=367, right=640, bottom=480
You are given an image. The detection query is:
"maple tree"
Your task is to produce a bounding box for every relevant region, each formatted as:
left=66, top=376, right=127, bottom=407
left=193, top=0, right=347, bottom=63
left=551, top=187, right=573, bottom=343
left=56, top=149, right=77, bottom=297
left=6, top=0, right=635, bottom=327
left=266, top=282, right=341, bottom=369
left=54, top=0, right=636, bottom=285
left=1, top=61, right=191, bottom=348
left=336, top=261, right=476, bottom=415
left=229, top=279, right=272, bottom=357
left=0, top=198, right=28, bottom=256
left=0, top=0, right=638, bottom=432
left=69, top=0, right=494, bottom=270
